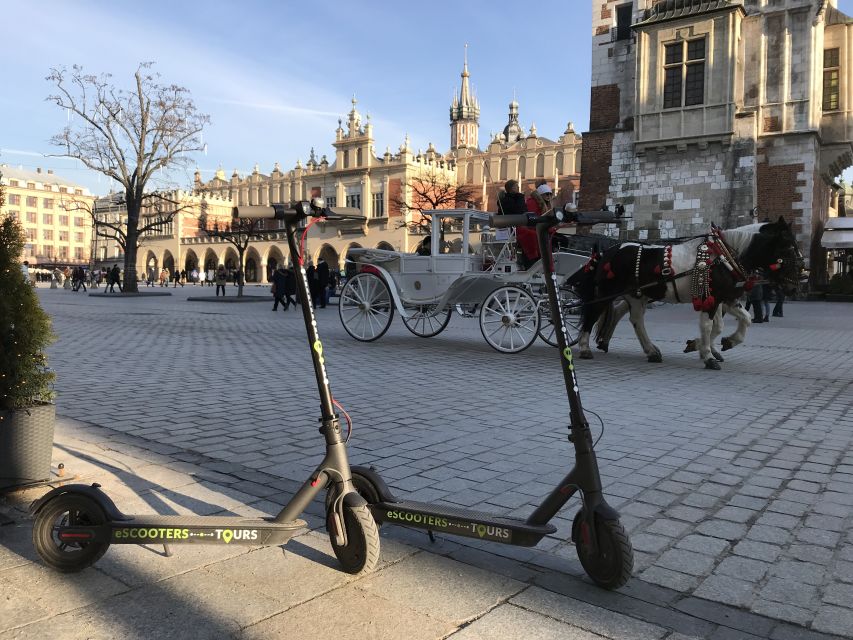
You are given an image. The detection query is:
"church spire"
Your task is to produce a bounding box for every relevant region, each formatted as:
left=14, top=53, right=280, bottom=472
left=449, top=44, right=480, bottom=152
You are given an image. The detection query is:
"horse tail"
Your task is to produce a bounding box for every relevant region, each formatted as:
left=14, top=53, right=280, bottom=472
left=594, top=298, right=615, bottom=344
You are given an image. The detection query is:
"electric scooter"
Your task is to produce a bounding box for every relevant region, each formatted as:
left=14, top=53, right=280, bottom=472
left=337, top=211, right=634, bottom=590
left=30, top=200, right=380, bottom=575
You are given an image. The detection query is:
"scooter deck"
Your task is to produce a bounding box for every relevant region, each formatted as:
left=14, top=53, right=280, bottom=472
left=371, top=500, right=556, bottom=547
left=108, top=515, right=307, bottom=546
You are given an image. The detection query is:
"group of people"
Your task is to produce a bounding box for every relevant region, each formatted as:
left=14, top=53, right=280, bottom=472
left=270, top=258, right=339, bottom=311
left=495, top=178, right=557, bottom=269
left=745, top=281, right=786, bottom=322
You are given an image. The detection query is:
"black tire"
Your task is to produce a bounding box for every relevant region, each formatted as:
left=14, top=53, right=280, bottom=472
left=401, top=303, right=452, bottom=338
left=327, top=503, right=380, bottom=574
left=573, top=510, right=633, bottom=590
left=32, top=494, right=110, bottom=573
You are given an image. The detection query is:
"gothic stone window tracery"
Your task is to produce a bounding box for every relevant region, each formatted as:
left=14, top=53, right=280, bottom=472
left=663, top=37, right=706, bottom=109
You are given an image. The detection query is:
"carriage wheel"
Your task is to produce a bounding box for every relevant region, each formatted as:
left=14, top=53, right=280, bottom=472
left=402, top=303, right=452, bottom=338
left=479, top=286, right=540, bottom=354
left=538, top=286, right=583, bottom=347
left=339, top=273, right=394, bottom=342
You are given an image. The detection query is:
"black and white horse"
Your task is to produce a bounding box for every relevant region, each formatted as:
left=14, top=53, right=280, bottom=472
left=570, top=219, right=802, bottom=369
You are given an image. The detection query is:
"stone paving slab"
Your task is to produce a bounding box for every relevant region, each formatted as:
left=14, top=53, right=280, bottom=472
left=19, top=287, right=853, bottom=637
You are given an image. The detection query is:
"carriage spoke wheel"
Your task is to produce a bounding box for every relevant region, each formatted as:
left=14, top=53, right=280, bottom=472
left=538, top=286, right=583, bottom=347
left=479, top=286, right=540, bottom=353
left=402, top=303, right=452, bottom=338
left=339, top=273, right=394, bottom=342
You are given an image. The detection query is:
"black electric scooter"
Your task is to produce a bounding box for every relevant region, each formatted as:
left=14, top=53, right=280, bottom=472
left=337, top=210, right=634, bottom=589
left=30, top=200, right=380, bottom=575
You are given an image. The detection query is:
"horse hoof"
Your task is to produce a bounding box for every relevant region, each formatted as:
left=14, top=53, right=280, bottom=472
left=579, top=350, right=594, bottom=360
left=712, top=350, right=725, bottom=363
left=596, top=341, right=609, bottom=353
left=705, top=358, right=721, bottom=370
left=721, top=337, right=734, bottom=352
left=683, top=339, right=697, bottom=354
left=647, top=353, right=663, bottom=363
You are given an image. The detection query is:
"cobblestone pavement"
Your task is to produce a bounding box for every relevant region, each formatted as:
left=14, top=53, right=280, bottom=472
left=33, top=285, right=853, bottom=637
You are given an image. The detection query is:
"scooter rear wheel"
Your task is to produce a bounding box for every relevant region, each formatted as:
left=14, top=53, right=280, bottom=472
left=573, top=511, right=633, bottom=590
left=327, top=503, right=380, bottom=575
left=33, top=494, right=110, bottom=573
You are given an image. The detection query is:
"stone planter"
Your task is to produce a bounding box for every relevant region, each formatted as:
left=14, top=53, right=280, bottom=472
left=0, top=403, right=55, bottom=491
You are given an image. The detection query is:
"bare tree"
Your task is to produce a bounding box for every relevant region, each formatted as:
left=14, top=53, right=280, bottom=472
left=392, top=168, right=478, bottom=248
left=61, top=191, right=193, bottom=275
left=197, top=199, right=265, bottom=297
left=47, top=63, right=209, bottom=293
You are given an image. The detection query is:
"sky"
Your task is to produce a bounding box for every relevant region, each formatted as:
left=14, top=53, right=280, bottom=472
left=0, top=0, right=592, bottom=195
left=1, top=0, right=852, bottom=196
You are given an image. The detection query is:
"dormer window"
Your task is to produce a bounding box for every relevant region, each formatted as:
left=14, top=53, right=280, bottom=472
left=663, top=37, right=706, bottom=108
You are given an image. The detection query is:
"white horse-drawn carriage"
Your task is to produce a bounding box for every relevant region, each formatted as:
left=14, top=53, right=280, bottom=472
left=338, top=209, right=591, bottom=353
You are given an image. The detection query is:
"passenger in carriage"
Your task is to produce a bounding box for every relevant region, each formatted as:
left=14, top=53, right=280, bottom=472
left=415, top=236, right=432, bottom=256
left=497, top=180, right=526, bottom=216
left=515, top=182, right=554, bottom=270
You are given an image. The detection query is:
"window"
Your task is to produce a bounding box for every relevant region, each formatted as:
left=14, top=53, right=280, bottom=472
left=8, top=194, right=20, bottom=205
left=43, top=214, right=53, bottom=225
left=44, top=184, right=53, bottom=191
left=26, top=229, right=36, bottom=240
left=345, top=193, right=361, bottom=210
left=499, top=158, right=508, bottom=180
left=59, top=187, right=67, bottom=194
left=75, top=232, right=84, bottom=243
left=372, top=192, right=384, bottom=217
left=26, top=196, right=37, bottom=207
left=9, top=180, right=18, bottom=187
left=74, top=247, right=84, bottom=260
left=58, top=246, right=68, bottom=259
left=74, top=189, right=83, bottom=196
left=59, top=231, right=69, bottom=242
left=824, top=48, right=840, bottom=111
left=556, top=152, right=564, bottom=175
left=615, top=3, right=633, bottom=41
left=518, top=156, right=526, bottom=179
left=356, top=148, right=363, bottom=166
left=59, top=215, right=69, bottom=226
left=343, top=150, right=350, bottom=169
left=535, top=153, right=545, bottom=178
left=26, top=211, right=37, bottom=223
left=44, top=246, right=54, bottom=258
left=43, top=198, right=54, bottom=209
left=326, top=196, right=337, bottom=208
left=43, top=229, right=53, bottom=240
left=27, top=182, right=35, bottom=190
left=663, top=37, right=705, bottom=108
left=74, top=217, right=85, bottom=227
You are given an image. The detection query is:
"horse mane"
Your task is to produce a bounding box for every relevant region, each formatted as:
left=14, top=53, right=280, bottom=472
left=720, top=223, right=766, bottom=254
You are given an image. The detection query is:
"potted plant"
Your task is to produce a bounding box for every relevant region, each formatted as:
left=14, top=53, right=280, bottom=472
left=0, top=204, right=56, bottom=491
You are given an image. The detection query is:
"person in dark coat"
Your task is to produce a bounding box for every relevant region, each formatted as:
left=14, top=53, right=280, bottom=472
left=109, top=264, right=122, bottom=293
left=316, top=258, right=330, bottom=308
left=271, top=265, right=289, bottom=311
left=306, top=261, right=320, bottom=309
left=497, top=179, right=527, bottom=216
left=283, top=265, right=298, bottom=309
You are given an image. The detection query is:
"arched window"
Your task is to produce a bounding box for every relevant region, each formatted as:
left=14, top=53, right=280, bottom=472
left=466, top=163, right=474, bottom=183
left=555, top=152, right=564, bottom=175
left=535, top=153, right=545, bottom=178
left=499, top=158, right=508, bottom=180
left=357, top=148, right=363, bottom=166
left=518, top=156, right=526, bottom=179
left=575, top=149, right=582, bottom=173
left=344, top=150, right=350, bottom=169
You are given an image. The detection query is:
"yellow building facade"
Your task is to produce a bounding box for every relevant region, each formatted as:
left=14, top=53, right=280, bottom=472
left=0, top=165, right=95, bottom=267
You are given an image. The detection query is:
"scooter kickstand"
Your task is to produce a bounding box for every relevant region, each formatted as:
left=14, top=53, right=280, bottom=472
left=428, top=530, right=436, bottom=543
left=162, top=543, right=173, bottom=558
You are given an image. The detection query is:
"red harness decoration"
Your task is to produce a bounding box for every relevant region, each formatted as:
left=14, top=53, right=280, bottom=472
left=691, top=241, right=718, bottom=312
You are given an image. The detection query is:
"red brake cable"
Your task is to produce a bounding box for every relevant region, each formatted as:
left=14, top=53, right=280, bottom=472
left=298, top=217, right=325, bottom=266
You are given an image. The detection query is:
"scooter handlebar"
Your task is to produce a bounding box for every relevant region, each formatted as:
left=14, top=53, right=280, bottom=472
left=322, top=206, right=364, bottom=220
left=231, top=204, right=296, bottom=220
left=489, top=213, right=564, bottom=228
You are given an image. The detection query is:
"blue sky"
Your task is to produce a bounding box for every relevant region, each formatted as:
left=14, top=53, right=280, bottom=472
left=0, top=0, right=592, bottom=194
left=1, top=0, right=851, bottom=195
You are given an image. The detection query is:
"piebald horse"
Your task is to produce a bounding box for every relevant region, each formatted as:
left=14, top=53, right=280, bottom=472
left=571, top=219, right=802, bottom=369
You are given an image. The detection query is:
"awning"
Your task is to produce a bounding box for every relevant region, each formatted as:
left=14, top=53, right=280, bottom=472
left=822, top=217, right=853, bottom=249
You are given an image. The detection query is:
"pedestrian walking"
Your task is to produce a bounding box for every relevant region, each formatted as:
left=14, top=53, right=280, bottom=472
left=271, top=265, right=288, bottom=311
left=317, top=257, right=330, bottom=309
left=306, top=260, right=320, bottom=309
left=772, top=284, right=785, bottom=318
left=108, top=264, right=122, bottom=293
left=284, top=264, right=298, bottom=309
left=215, top=265, right=227, bottom=296
left=207, top=268, right=215, bottom=286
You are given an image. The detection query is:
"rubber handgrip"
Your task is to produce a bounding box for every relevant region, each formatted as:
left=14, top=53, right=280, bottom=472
left=490, top=214, right=530, bottom=228
left=232, top=206, right=278, bottom=219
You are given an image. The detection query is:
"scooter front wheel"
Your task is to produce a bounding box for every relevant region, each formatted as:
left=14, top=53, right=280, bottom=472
left=573, top=510, right=633, bottom=590
left=32, top=494, right=110, bottom=573
left=327, top=503, right=380, bottom=575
